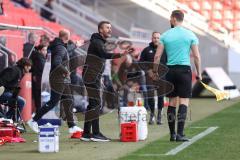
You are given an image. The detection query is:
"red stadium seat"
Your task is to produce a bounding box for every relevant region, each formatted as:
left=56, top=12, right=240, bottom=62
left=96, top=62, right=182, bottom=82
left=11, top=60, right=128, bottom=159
left=0, top=0, right=84, bottom=60
left=202, top=1, right=212, bottom=10
left=177, top=0, right=240, bottom=41
left=223, top=20, right=234, bottom=31
left=213, top=1, right=223, bottom=10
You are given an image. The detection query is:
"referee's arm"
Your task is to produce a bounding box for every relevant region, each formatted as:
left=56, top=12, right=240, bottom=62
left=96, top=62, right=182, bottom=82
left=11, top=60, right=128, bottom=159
left=153, top=43, right=164, bottom=73
left=191, top=44, right=202, bottom=80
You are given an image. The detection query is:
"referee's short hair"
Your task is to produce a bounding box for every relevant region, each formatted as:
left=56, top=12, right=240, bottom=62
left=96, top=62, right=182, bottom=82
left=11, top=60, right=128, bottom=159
left=171, top=10, right=184, bottom=22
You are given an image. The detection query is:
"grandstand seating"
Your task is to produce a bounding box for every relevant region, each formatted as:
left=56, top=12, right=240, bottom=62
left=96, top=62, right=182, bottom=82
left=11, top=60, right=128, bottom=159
left=177, top=0, right=240, bottom=41
left=0, top=0, right=82, bottom=60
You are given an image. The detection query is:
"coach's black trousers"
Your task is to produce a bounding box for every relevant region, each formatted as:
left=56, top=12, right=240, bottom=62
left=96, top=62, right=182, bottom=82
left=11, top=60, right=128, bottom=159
left=83, top=78, right=101, bottom=135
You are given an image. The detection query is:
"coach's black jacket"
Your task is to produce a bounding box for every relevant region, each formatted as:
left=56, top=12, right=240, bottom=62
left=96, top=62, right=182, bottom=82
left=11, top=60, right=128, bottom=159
left=83, top=33, right=121, bottom=84
left=49, top=37, right=70, bottom=83
left=0, top=65, right=24, bottom=92
left=140, top=42, right=167, bottom=64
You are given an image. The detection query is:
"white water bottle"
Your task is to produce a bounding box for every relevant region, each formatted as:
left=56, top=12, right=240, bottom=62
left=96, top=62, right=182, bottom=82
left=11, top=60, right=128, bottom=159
left=137, top=103, right=148, bottom=140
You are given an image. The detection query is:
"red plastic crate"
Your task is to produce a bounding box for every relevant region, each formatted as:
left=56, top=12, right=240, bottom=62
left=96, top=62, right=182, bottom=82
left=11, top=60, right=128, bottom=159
left=120, top=121, right=138, bottom=142
left=0, top=127, right=14, bottom=137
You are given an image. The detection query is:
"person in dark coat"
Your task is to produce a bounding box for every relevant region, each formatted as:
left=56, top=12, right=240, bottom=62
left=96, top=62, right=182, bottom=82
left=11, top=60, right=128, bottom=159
left=0, top=58, right=32, bottom=120
left=140, top=31, right=167, bottom=125
left=30, top=45, right=47, bottom=114
left=81, top=21, right=133, bottom=142
left=23, top=32, right=37, bottom=58
left=27, top=29, right=82, bottom=134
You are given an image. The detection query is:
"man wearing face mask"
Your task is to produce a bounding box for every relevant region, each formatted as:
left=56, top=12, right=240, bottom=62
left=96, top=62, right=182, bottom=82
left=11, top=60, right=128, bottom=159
left=152, top=10, right=202, bottom=142
left=81, top=21, right=133, bottom=142
left=28, top=29, right=82, bottom=134
left=140, top=32, right=167, bottom=125
left=0, top=58, right=32, bottom=120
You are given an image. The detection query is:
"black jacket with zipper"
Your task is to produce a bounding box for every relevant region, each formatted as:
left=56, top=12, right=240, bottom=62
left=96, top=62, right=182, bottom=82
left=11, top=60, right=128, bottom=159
left=140, top=42, right=167, bottom=64
left=49, top=37, right=70, bottom=83
left=83, top=33, right=121, bottom=84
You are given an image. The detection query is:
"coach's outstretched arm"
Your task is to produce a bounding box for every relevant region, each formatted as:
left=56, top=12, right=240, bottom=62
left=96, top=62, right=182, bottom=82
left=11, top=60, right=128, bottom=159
left=191, top=44, right=202, bottom=81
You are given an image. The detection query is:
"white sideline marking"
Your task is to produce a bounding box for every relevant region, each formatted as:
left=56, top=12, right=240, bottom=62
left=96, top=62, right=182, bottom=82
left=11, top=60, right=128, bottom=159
left=132, top=154, right=165, bottom=157
left=189, top=126, right=209, bottom=129
left=165, top=126, right=219, bottom=156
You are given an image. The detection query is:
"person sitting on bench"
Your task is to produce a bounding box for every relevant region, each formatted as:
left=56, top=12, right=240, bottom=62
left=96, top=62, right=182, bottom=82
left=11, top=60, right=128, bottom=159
left=0, top=58, right=32, bottom=120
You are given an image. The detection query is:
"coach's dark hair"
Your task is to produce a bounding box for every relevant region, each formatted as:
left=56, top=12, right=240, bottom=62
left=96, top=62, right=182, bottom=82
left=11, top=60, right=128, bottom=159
left=98, top=21, right=111, bottom=32
left=171, top=10, right=184, bottom=22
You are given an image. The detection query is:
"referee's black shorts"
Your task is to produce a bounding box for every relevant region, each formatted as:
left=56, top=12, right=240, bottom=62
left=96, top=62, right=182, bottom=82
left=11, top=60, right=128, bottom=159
left=166, top=65, right=192, bottom=98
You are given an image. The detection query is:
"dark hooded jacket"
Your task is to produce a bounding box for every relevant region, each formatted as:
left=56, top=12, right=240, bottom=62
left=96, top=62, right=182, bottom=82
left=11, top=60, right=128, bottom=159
left=83, top=33, right=121, bottom=84
left=140, top=42, right=167, bottom=64
left=0, top=65, right=24, bottom=92
left=48, top=37, right=70, bottom=83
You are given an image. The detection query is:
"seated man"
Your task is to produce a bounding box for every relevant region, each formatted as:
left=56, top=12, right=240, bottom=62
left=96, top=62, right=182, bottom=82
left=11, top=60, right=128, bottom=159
left=0, top=58, right=32, bottom=120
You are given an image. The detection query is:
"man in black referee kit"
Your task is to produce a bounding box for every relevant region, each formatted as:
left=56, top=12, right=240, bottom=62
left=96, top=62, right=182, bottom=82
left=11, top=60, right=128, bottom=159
left=152, top=10, right=202, bottom=141
left=140, top=31, right=167, bottom=125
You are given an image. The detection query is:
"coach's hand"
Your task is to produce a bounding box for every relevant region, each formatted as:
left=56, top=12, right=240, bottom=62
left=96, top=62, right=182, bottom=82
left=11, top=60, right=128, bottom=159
left=122, top=47, right=135, bottom=55
left=196, top=74, right=202, bottom=81
left=63, top=71, right=71, bottom=78
left=75, top=40, right=84, bottom=47
left=148, top=69, right=159, bottom=81
left=152, top=72, right=159, bottom=81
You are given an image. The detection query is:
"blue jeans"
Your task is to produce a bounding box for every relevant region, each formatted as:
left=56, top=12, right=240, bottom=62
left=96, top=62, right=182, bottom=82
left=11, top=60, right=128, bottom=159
left=0, top=91, right=26, bottom=119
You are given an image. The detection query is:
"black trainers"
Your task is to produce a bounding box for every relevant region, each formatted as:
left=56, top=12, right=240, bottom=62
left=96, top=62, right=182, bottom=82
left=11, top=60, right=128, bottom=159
left=157, top=111, right=162, bottom=125
left=176, top=134, right=189, bottom=142
left=148, top=113, right=155, bottom=125
left=157, top=121, right=162, bottom=125
left=90, top=132, right=111, bottom=142
left=80, top=133, right=92, bottom=142
left=157, top=115, right=163, bottom=125
left=170, top=134, right=176, bottom=142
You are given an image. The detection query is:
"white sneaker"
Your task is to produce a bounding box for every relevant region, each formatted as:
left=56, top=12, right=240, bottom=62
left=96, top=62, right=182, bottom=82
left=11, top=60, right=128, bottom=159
left=69, top=126, right=83, bottom=134
left=27, top=119, right=39, bottom=133
left=0, top=86, right=5, bottom=96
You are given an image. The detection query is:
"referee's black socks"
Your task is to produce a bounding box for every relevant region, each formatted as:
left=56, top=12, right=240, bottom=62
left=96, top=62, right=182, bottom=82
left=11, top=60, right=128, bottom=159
left=167, top=106, right=176, bottom=135
left=177, top=104, right=188, bottom=136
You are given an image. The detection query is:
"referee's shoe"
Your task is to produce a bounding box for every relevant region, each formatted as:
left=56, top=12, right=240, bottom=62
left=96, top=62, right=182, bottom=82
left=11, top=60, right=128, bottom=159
left=176, top=134, right=189, bottom=142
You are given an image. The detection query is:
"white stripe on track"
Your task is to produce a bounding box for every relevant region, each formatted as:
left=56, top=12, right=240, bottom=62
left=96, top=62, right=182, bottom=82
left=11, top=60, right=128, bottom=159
left=132, top=127, right=218, bottom=157
left=165, top=126, right=219, bottom=156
